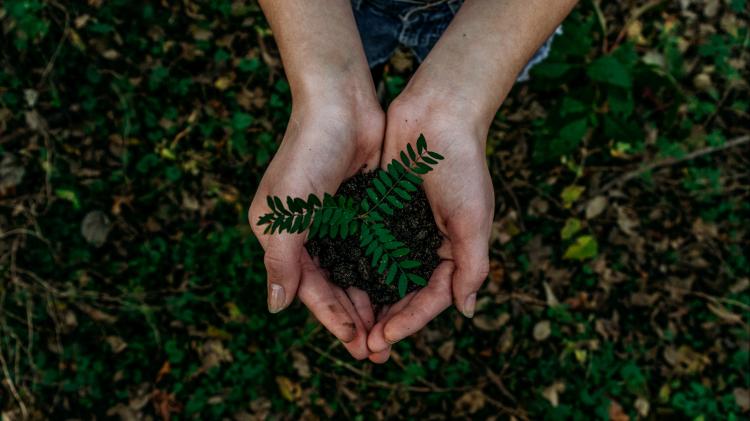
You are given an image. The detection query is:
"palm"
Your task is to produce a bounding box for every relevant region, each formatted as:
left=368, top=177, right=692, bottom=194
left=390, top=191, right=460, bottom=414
left=249, top=105, right=383, bottom=359
left=366, top=106, right=493, bottom=361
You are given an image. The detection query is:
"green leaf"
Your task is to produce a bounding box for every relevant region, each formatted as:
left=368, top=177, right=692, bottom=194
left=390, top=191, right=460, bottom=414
left=286, top=196, right=298, bottom=213
left=341, top=219, right=349, bottom=239
left=379, top=202, right=393, bottom=215
left=372, top=248, right=383, bottom=267
left=422, top=156, right=437, bottom=165
left=400, top=151, right=410, bottom=167
left=385, top=263, right=398, bottom=285
left=561, top=218, right=582, bottom=240
left=378, top=170, right=392, bottom=187
left=281, top=215, right=293, bottom=231
left=257, top=213, right=274, bottom=225
left=330, top=208, right=343, bottom=225
left=391, top=160, right=406, bottom=174
left=293, top=197, right=306, bottom=212
left=561, top=185, right=585, bottom=209
left=391, top=248, right=410, bottom=258
left=274, top=197, right=287, bottom=215
left=404, top=172, right=423, bottom=185
left=587, top=55, right=632, bottom=88
left=416, top=134, right=427, bottom=154
left=400, top=260, right=420, bottom=269
left=428, top=151, right=444, bottom=160
left=407, top=274, right=427, bottom=286
left=319, top=223, right=329, bottom=238
left=322, top=208, right=333, bottom=223
left=412, top=163, right=431, bottom=174
left=373, top=178, right=386, bottom=195
left=365, top=240, right=378, bottom=256
left=301, top=210, right=313, bottom=232
left=291, top=214, right=303, bottom=233
left=309, top=211, right=322, bottom=238
left=377, top=255, right=388, bottom=274
left=398, top=180, right=417, bottom=192
left=367, top=188, right=378, bottom=203
left=563, top=235, right=599, bottom=260
left=231, top=112, right=254, bottom=131
left=384, top=241, right=404, bottom=250
left=386, top=195, right=403, bottom=209
left=267, top=196, right=275, bottom=212
left=407, top=143, right=417, bottom=161
left=330, top=220, right=339, bottom=238
left=398, top=273, right=408, bottom=297
left=272, top=217, right=283, bottom=233
left=393, top=187, right=411, bottom=201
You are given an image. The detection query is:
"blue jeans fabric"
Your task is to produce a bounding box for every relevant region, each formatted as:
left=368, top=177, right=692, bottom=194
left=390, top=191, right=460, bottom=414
left=351, top=0, right=561, bottom=81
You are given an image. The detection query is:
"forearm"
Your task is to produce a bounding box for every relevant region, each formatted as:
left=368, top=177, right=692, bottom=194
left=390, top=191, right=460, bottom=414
left=405, top=0, right=578, bottom=129
left=258, top=0, right=376, bottom=105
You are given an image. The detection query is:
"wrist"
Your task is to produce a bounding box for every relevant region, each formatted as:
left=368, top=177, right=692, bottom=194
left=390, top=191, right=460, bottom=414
left=390, top=82, right=492, bottom=147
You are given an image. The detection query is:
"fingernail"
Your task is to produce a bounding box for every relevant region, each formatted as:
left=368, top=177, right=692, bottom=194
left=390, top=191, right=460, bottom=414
left=463, top=293, right=476, bottom=318
left=268, top=283, right=286, bottom=313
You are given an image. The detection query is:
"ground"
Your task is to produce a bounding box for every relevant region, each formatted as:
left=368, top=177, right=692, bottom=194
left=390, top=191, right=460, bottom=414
left=0, top=0, right=748, bottom=419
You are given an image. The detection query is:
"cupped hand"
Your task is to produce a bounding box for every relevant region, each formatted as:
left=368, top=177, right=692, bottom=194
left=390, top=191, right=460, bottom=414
left=249, top=98, right=384, bottom=359
left=366, top=94, right=494, bottom=361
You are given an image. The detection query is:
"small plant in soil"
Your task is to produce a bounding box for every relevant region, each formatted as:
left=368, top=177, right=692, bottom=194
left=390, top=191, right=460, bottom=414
left=257, top=134, right=444, bottom=303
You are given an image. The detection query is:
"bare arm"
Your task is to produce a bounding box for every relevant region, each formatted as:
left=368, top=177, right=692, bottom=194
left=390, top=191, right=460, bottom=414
left=252, top=0, right=384, bottom=360
left=407, top=0, right=578, bottom=128
left=258, top=0, right=376, bottom=105
left=368, top=0, right=577, bottom=358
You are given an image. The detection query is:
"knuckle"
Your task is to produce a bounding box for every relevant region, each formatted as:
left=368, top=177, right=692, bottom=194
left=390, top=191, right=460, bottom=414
left=263, top=250, right=288, bottom=275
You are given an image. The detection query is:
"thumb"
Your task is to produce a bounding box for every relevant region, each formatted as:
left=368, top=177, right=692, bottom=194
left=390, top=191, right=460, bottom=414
left=451, top=235, right=490, bottom=318
left=263, top=234, right=303, bottom=313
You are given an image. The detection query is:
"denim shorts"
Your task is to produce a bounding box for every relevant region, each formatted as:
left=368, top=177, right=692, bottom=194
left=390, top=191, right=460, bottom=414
left=351, top=0, right=561, bottom=81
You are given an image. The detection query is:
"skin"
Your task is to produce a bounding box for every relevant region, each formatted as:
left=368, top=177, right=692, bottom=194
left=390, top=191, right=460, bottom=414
left=249, top=0, right=383, bottom=359
left=251, top=0, right=577, bottom=362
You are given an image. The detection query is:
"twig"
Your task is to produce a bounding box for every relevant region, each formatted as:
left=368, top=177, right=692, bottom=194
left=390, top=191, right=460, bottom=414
left=497, top=174, right=525, bottom=231
left=484, top=394, right=529, bottom=420
left=591, top=0, right=608, bottom=53
left=594, top=134, right=750, bottom=196
left=608, top=0, right=666, bottom=53
left=306, top=343, right=466, bottom=393
left=0, top=344, right=29, bottom=419
left=39, top=0, right=70, bottom=85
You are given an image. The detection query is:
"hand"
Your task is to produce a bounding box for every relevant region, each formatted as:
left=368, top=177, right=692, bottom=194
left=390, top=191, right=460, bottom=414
left=249, top=96, right=384, bottom=360
left=366, top=92, right=494, bottom=360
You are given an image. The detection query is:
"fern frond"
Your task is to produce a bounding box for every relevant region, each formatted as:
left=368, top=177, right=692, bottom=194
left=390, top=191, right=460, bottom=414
left=359, top=221, right=423, bottom=297
left=256, top=192, right=355, bottom=237
left=360, top=134, right=443, bottom=223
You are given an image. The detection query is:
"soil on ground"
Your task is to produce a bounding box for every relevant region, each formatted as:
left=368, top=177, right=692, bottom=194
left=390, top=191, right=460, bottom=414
left=306, top=172, right=442, bottom=304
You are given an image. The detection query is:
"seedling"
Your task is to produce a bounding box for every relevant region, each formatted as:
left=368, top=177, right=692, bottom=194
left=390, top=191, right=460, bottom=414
left=256, top=134, right=444, bottom=297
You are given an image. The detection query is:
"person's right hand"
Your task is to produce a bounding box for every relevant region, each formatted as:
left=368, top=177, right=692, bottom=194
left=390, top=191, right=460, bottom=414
left=249, top=95, right=384, bottom=360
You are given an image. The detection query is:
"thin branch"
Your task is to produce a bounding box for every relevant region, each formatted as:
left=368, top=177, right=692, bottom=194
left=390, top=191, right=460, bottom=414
left=0, top=344, right=29, bottom=419
left=594, top=134, right=750, bottom=196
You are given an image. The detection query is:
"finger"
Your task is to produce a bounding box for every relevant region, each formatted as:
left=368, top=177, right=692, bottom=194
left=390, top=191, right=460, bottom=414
left=368, top=347, right=391, bottom=364
left=298, top=254, right=357, bottom=344
left=367, top=293, right=417, bottom=353
left=382, top=261, right=455, bottom=344
left=346, top=287, right=375, bottom=330
left=330, top=287, right=371, bottom=360
left=450, top=236, right=490, bottom=318
left=262, top=233, right=304, bottom=313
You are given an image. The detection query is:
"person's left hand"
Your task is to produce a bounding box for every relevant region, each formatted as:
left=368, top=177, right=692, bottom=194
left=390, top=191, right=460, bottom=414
left=365, top=90, right=494, bottom=363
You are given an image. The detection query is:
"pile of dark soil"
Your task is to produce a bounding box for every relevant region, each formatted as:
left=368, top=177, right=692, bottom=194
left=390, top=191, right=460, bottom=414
left=306, top=172, right=442, bottom=304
